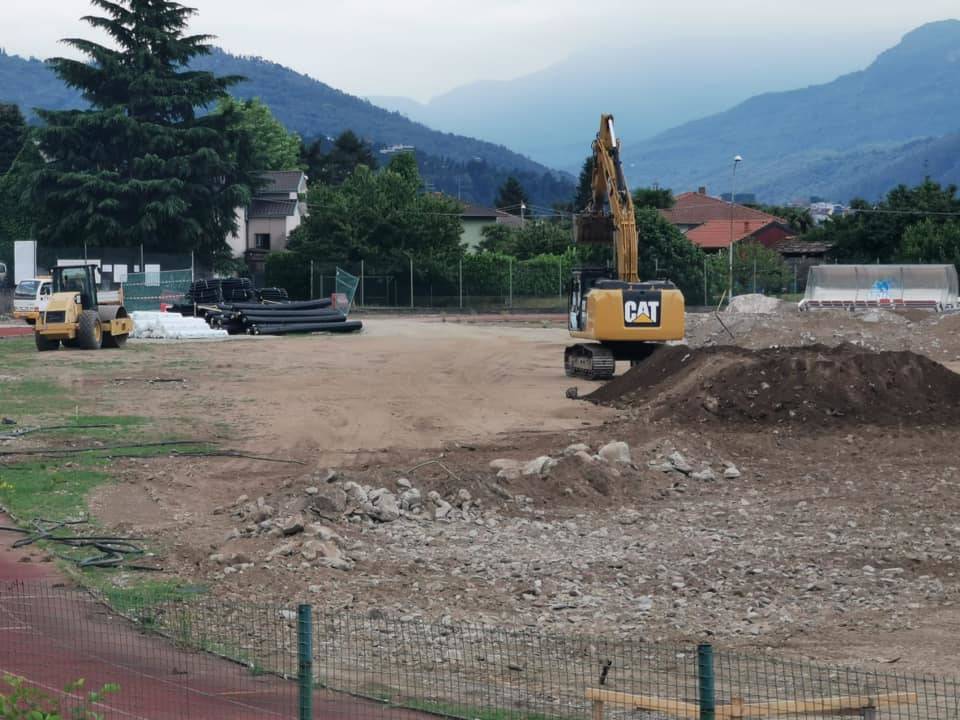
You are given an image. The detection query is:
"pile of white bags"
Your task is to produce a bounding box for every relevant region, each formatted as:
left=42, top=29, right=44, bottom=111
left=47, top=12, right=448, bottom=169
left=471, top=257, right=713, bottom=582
left=130, top=311, right=228, bottom=340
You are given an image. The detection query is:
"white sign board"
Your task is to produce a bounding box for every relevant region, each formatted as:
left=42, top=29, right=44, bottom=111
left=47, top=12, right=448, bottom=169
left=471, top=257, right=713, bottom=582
left=57, top=259, right=101, bottom=268
left=145, top=263, right=161, bottom=287
left=13, top=240, right=37, bottom=284
left=113, top=264, right=128, bottom=283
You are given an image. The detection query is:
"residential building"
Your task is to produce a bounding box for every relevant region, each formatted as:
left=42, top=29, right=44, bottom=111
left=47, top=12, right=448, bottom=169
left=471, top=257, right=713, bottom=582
left=685, top=219, right=795, bottom=253
left=660, top=188, right=784, bottom=234
left=460, top=202, right=522, bottom=250
left=227, top=170, right=308, bottom=272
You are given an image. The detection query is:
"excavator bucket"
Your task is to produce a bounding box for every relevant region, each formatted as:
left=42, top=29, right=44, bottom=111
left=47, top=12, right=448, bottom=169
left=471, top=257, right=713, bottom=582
left=799, top=264, right=959, bottom=311
left=574, top=214, right=615, bottom=245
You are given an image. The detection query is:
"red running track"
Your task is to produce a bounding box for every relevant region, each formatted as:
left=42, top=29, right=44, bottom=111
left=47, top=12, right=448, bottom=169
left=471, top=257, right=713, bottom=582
left=0, top=516, right=423, bottom=720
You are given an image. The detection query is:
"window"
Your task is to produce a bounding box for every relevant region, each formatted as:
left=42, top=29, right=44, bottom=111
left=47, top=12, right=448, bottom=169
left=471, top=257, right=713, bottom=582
left=254, top=233, right=271, bottom=250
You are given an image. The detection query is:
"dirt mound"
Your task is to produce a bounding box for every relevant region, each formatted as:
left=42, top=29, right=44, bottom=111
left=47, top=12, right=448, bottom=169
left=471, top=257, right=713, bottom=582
left=725, top=293, right=784, bottom=314
left=586, top=344, right=960, bottom=426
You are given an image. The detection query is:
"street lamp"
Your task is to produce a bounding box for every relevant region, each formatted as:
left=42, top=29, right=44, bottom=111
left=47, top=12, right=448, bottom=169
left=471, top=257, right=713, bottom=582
left=728, top=155, right=743, bottom=303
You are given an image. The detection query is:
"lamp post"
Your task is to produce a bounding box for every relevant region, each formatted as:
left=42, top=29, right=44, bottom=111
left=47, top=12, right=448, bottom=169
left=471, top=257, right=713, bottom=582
left=728, top=155, right=743, bottom=303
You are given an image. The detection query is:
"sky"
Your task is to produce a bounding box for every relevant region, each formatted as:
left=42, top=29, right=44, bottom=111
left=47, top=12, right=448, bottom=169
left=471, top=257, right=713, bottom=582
left=1, top=0, right=958, bottom=101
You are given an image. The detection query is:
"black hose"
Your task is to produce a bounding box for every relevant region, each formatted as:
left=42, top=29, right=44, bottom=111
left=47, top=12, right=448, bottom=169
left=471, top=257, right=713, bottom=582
left=241, top=314, right=347, bottom=324
left=225, top=299, right=332, bottom=311
left=237, top=308, right=344, bottom=318
left=252, top=320, right=363, bottom=335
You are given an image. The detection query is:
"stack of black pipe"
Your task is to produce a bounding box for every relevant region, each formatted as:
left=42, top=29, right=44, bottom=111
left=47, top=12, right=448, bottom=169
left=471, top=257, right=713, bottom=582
left=186, top=279, right=223, bottom=304
left=258, top=287, right=289, bottom=302
left=221, top=278, right=256, bottom=303
left=207, top=298, right=362, bottom=336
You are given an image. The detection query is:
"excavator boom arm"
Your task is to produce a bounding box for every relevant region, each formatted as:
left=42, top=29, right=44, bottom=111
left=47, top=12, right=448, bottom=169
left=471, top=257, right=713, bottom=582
left=584, top=114, right=639, bottom=283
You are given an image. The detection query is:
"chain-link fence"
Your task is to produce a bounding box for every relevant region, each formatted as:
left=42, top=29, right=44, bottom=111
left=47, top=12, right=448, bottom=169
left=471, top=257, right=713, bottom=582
left=122, top=268, right=195, bottom=311
left=1, top=582, right=957, bottom=720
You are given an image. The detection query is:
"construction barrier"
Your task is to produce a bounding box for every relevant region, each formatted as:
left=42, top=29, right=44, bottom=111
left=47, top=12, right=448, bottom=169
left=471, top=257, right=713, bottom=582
left=799, top=264, right=959, bottom=311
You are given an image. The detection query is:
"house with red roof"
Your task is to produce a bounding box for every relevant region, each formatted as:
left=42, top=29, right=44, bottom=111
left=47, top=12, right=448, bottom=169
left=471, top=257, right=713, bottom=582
left=660, top=188, right=795, bottom=253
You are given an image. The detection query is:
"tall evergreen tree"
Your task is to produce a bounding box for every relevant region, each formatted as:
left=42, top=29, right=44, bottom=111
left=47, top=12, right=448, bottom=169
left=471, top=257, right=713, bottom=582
left=573, top=156, right=595, bottom=212
left=30, top=0, right=258, bottom=260
left=495, top=176, right=529, bottom=216
left=0, top=104, right=27, bottom=175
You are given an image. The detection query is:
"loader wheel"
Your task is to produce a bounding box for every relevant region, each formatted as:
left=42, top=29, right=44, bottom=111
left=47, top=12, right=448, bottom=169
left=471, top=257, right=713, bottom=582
left=35, top=333, right=60, bottom=352
left=102, top=332, right=127, bottom=349
left=77, top=310, right=103, bottom=350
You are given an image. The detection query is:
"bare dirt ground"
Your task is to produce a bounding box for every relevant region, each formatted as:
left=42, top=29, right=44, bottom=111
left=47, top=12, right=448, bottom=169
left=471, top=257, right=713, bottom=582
left=8, top=303, right=960, bottom=677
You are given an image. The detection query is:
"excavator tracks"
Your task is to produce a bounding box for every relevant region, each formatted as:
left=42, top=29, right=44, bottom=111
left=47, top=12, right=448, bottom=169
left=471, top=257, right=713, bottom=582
left=564, top=343, right=615, bottom=380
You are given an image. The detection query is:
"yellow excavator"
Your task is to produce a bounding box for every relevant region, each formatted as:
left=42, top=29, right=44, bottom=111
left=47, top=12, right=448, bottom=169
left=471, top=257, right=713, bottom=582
left=566, top=114, right=685, bottom=379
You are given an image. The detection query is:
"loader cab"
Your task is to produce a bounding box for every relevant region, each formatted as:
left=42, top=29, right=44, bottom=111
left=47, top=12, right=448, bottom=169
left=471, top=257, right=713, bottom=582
left=569, top=268, right=615, bottom=331
left=53, top=265, right=100, bottom=309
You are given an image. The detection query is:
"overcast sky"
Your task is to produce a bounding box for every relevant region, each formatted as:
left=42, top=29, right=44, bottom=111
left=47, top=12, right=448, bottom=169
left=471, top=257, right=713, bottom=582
left=1, top=0, right=958, bottom=101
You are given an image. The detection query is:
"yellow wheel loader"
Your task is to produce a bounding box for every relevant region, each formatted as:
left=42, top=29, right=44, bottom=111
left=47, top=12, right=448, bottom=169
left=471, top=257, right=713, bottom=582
left=34, top=264, right=134, bottom=352
left=566, top=115, right=686, bottom=379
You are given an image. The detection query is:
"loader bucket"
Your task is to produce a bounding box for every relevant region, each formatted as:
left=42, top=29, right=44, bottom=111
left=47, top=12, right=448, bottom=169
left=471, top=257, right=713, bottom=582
left=799, top=264, right=959, bottom=311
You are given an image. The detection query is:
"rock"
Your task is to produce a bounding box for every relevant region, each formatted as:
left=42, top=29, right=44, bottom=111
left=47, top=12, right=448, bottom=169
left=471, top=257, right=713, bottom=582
left=619, top=509, right=642, bottom=525
left=668, top=452, right=693, bottom=475
left=304, top=486, right=319, bottom=496
left=400, top=488, right=423, bottom=511
left=208, top=553, right=226, bottom=564
left=279, top=609, right=297, bottom=621
left=725, top=293, right=782, bottom=315
left=309, top=486, right=348, bottom=520
left=522, top=456, right=558, bottom=477
left=574, top=450, right=596, bottom=465
left=564, top=443, right=591, bottom=456
left=369, top=489, right=401, bottom=522
left=301, top=539, right=354, bottom=570
left=702, top=395, right=720, bottom=414
left=253, top=505, right=275, bottom=523
left=427, top=491, right=454, bottom=520
left=490, top=459, right=521, bottom=472
left=266, top=541, right=298, bottom=561
left=723, top=464, right=742, bottom=479
left=456, top=488, right=472, bottom=506
left=305, top=523, right=339, bottom=541
left=341, top=481, right=369, bottom=504
left=315, top=468, right=338, bottom=484
left=279, top=514, right=305, bottom=536
left=228, top=552, right=252, bottom=566
left=396, top=477, right=412, bottom=490
left=691, top=468, right=717, bottom=482
left=598, top=441, right=631, bottom=465
left=234, top=494, right=249, bottom=506
left=565, top=387, right=579, bottom=399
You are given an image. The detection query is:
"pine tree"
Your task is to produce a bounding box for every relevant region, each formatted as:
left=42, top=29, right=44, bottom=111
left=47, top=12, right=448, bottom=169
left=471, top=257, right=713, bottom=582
left=0, top=104, right=27, bottom=175
left=494, top=176, right=529, bottom=216
left=30, top=0, right=258, bottom=260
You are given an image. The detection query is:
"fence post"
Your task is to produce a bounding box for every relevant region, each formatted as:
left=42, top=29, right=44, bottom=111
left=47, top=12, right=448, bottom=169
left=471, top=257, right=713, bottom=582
left=191, top=252, right=195, bottom=282
left=320, top=271, right=324, bottom=300
left=409, top=256, right=414, bottom=309
left=703, top=257, right=708, bottom=306
left=698, top=643, right=715, bottom=720
left=298, top=604, right=313, bottom=720
left=559, top=257, right=563, bottom=297
left=459, top=258, right=463, bottom=310
left=508, top=257, right=513, bottom=309
left=360, top=260, right=365, bottom=307
left=309, top=260, right=314, bottom=299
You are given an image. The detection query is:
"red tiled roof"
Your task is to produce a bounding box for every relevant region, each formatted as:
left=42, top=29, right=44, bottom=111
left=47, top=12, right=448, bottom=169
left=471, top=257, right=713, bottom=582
left=662, top=192, right=783, bottom=225
left=685, top=220, right=779, bottom=250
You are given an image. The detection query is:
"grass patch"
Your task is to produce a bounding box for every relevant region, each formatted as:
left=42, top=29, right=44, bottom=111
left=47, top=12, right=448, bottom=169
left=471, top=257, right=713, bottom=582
left=100, top=580, right=208, bottom=612
left=0, top=336, right=34, bottom=368
left=0, top=456, right=107, bottom=520
left=0, top=377, right=71, bottom=415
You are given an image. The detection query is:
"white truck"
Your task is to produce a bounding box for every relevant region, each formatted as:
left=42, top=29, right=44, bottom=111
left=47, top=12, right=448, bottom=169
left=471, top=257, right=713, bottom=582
left=13, top=277, right=53, bottom=324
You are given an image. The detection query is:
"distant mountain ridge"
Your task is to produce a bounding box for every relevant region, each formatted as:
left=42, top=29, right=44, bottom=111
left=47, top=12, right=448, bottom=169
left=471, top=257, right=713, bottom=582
left=0, top=47, right=572, bottom=206
left=621, top=20, right=960, bottom=202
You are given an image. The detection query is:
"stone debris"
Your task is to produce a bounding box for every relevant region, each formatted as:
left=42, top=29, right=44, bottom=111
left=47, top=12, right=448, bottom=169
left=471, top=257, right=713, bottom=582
left=598, top=441, right=632, bottom=465
left=522, top=456, right=558, bottom=477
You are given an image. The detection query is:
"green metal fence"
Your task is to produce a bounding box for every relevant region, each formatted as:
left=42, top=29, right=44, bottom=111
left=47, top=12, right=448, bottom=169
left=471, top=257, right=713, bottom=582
left=0, top=582, right=957, bottom=720
left=121, top=268, right=193, bottom=311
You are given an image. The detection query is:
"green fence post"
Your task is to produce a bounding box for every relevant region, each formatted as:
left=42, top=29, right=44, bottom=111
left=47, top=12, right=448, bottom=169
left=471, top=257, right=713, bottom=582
left=298, top=604, right=313, bottom=720
left=698, top=643, right=715, bottom=720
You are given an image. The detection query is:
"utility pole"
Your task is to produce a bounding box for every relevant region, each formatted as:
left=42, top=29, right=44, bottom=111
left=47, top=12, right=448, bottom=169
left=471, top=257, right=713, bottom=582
left=728, top=155, right=742, bottom=303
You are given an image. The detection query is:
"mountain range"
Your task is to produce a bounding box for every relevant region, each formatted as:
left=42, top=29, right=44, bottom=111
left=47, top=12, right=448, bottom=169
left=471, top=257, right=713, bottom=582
left=369, top=33, right=887, bottom=172
left=0, top=48, right=572, bottom=207
left=620, top=20, right=960, bottom=203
